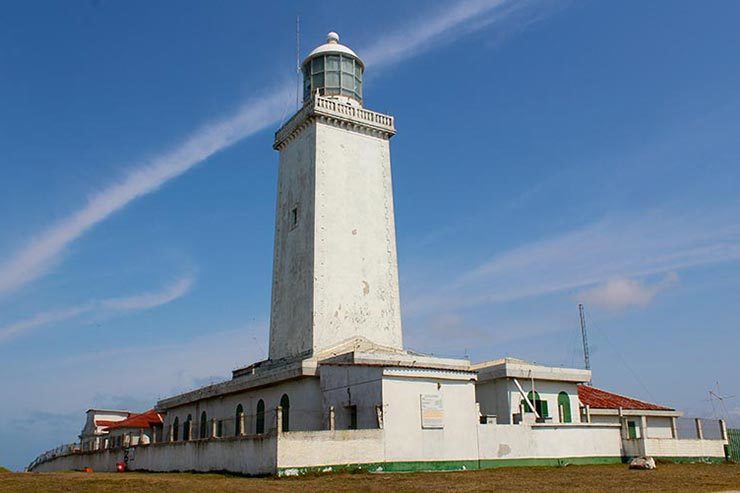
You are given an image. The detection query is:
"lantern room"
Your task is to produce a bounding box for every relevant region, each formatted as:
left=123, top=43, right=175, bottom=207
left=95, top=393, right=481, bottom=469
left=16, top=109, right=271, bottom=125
left=302, top=32, right=364, bottom=105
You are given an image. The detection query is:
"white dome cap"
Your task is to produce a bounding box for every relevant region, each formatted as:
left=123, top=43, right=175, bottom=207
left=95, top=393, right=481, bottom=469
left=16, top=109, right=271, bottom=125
left=303, top=32, right=363, bottom=67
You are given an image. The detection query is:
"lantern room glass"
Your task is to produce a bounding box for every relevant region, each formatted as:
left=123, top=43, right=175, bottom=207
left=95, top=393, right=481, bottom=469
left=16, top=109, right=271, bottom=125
left=303, top=53, right=363, bottom=103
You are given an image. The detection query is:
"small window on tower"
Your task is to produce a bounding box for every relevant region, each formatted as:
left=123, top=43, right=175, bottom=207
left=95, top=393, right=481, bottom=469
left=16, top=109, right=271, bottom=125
left=290, top=206, right=299, bottom=230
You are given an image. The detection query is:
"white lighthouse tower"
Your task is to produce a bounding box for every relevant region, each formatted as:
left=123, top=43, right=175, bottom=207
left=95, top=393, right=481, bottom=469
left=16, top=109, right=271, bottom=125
left=269, top=32, right=404, bottom=361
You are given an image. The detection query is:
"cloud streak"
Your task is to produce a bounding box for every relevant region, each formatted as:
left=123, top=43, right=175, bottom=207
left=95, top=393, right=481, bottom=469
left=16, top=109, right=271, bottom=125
left=0, top=276, right=194, bottom=342
left=406, top=206, right=740, bottom=316
left=0, top=0, right=542, bottom=296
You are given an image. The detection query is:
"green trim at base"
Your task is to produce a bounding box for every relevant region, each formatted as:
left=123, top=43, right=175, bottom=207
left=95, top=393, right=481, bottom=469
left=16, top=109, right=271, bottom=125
left=652, top=456, right=726, bottom=464
left=278, top=456, right=623, bottom=476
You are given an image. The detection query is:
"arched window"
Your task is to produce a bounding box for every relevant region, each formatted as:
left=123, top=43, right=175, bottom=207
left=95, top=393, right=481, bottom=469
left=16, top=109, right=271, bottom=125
left=280, top=394, right=290, bottom=432
left=183, top=414, right=192, bottom=441
left=521, top=391, right=549, bottom=418
left=172, top=417, right=179, bottom=441
left=235, top=404, right=244, bottom=436
left=256, top=399, right=265, bottom=434
left=200, top=411, right=208, bottom=439
left=558, top=392, right=572, bottom=423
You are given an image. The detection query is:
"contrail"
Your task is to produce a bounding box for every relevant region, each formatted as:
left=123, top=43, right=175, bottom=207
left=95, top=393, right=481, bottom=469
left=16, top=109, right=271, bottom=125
left=0, top=0, right=540, bottom=295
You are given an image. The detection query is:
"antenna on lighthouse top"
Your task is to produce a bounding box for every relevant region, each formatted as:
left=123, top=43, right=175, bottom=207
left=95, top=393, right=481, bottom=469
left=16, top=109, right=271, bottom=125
left=296, top=16, right=301, bottom=109
left=578, top=303, right=592, bottom=375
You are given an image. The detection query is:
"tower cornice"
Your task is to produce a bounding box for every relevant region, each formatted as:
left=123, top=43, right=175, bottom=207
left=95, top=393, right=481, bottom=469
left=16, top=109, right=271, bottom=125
left=274, top=96, right=395, bottom=150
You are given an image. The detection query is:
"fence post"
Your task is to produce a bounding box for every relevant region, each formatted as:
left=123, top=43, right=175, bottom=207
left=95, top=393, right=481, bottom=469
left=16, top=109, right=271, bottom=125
left=719, top=419, right=728, bottom=441
left=329, top=406, right=336, bottom=431
left=276, top=406, right=283, bottom=434
left=695, top=418, right=704, bottom=440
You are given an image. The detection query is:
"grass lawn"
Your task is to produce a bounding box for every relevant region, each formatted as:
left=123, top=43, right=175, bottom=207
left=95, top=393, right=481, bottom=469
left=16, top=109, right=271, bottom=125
left=2, top=463, right=739, bottom=492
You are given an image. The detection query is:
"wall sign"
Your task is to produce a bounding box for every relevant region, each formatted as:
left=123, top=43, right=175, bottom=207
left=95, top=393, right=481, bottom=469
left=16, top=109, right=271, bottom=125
left=420, top=394, right=444, bottom=429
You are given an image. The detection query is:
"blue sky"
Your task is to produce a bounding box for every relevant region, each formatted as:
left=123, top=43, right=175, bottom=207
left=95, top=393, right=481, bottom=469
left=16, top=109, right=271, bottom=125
left=1, top=0, right=739, bottom=470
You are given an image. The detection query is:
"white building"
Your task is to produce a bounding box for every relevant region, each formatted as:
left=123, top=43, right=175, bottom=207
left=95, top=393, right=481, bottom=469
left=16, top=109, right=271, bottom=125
left=29, top=32, right=728, bottom=475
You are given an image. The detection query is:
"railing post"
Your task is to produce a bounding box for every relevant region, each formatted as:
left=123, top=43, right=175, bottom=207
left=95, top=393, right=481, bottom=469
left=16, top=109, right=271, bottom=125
left=584, top=404, right=591, bottom=423
left=695, top=418, right=704, bottom=440
left=276, top=406, right=283, bottom=434
left=671, top=417, right=678, bottom=439
left=239, top=412, right=246, bottom=436
left=329, top=406, right=336, bottom=431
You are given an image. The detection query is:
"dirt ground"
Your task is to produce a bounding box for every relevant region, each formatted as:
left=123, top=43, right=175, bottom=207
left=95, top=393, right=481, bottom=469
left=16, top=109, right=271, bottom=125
left=2, top=463, right=739, bottom=493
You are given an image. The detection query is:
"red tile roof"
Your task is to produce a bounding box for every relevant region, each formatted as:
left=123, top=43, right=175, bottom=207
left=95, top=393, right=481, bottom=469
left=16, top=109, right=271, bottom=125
left=95, top=419, right=124, bottom=427
left=104, top=409, right=163, bottom=430
left=578, top=385, right=673, bottom=411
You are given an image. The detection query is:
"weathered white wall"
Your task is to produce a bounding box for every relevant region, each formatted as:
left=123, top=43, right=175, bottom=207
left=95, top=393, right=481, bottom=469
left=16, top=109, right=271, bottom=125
left=476, top=380, right=510, bottom=423
left=32, top=436, right=278, bottom=475
left=647, top=416, right=674, bottom=438
left=269, top=125, right=317, bottom=360
left=504, top=380, right=581, bottom=424
left=277, top=430, right=385, bottom=472
left=478, top=423, right=623, bottom=460
left=269, top=116, right=403, bottom=361
left=642, top=437, right=726, bottom=458
left=312, top=121, right=403, bottom=354
left=162, top=377, right=323, bottom=438
left=320, top=365, right=383, bottom=429
left=382, top=374, right=480, bottom=463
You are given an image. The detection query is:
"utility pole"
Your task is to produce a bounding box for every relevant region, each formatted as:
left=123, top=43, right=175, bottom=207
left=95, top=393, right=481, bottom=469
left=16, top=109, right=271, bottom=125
left=578, top=303, right=591, bottom=373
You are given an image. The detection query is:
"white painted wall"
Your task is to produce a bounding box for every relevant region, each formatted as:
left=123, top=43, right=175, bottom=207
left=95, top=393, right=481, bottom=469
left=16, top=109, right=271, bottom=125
left=647, top=417, right=674, bottom=438
left=382, top=374, right=480, bottom=463
left=269, top=113, right=403, bottom=361
left=477, top=379, right=581, bottom=424
left=477, top=423, right=623, bottom=460
left=162, top=377, right=323, bottom=438
left=277, top=430, right=385, bottom=472
left=643, top=437, right=726, bottom=458
left=33, top=437, right=277, bottom=475
left=320, top=365, right=383, bottom=430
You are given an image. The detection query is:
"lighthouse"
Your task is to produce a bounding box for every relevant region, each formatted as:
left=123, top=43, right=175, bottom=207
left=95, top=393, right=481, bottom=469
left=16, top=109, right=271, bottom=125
left=269, top=32, right=403, bottom=361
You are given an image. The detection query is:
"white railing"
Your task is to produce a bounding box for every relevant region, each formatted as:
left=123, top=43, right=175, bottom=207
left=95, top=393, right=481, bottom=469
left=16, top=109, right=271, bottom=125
left=313, top=97, right=394, bottom=128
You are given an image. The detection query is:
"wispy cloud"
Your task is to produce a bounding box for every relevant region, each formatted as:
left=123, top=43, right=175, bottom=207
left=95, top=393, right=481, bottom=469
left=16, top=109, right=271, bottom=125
left=0, top=0, right=546, bottom=296
left=100, top=276, right=193, bottom=311
left=0, top=276, right=194, bottom=342
left=406, top=206, right=740, bottom=316
left=578, top=272, right=679, bottom=311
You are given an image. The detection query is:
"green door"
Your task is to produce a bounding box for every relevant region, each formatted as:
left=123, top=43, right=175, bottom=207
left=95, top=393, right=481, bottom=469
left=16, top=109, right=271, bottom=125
left=627, top=421, right=637, bottom=439
left=558, top=392, right=572, bottom=423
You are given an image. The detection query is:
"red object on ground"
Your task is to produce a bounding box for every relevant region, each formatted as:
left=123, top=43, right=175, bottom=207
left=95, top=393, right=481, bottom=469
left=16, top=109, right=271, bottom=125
left=82, top=467, right=93, bottom=473
left=116, top=462, right=126, bottom=473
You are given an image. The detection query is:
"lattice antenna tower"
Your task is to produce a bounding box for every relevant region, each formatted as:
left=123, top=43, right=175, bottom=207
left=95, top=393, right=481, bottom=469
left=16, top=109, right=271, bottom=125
left=578, top=303, right=591, bottom=374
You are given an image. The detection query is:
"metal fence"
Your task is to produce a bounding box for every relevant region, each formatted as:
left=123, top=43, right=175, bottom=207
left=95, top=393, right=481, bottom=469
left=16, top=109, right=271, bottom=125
left=727, top=429, right=740, bottom=462
left=675, top=417, right=724, bottom=440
